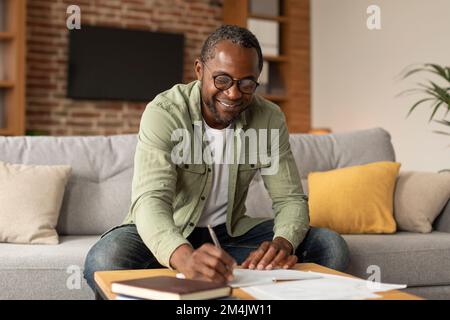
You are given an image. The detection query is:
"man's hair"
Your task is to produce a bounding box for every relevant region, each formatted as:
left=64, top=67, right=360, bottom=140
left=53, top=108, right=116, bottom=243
left=200, top=24, right=263, bottom=72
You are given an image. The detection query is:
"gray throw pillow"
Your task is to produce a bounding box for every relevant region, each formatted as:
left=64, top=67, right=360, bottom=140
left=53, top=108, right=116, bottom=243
left=394, top=171, right=450, bottom=233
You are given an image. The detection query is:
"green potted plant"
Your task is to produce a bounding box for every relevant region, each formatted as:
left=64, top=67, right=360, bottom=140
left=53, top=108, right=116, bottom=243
left=399, top=63, right=450, bottom=136
left=399, top=63, right=450, bottom=173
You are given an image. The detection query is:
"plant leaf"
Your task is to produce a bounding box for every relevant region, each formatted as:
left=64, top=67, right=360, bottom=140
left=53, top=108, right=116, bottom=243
left=397, top=87, right=432, bottom=97
left=399, top=83, right=443, bottom=100
left=429, top=81, right=450, bottom=101
left=432, top=130, right=450, bottom=136
left=415, top=82, right=447, bottom=101
left=429, top=101, right=444, bottom=122
left=400, top=63, right=450, bottom=82
left=426, top=64, right=450, bottom=81
left=406, top=97, right=435, bottom=118
left=434, top=119, right=450, bottom=127
left=401, top=66, right=427, bottom=80
left=433, top=119, right=450, bottom=136
left=398, top=63, right=424, bottom=80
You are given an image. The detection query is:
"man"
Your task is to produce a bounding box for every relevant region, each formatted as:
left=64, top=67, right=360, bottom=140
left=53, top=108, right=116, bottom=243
left=84, top=25, right=349, bottom=290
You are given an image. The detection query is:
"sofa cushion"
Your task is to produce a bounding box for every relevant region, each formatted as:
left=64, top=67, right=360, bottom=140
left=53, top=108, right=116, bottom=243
left=0, top=236, right=98, bottom=299
left=288, top=127, right=396, bottom=180
left=343, top=231, right=450, bottom=287
left=0, top=161, right=72, bottom=244
left=308, top=161, right=400, bottom=234
left=0, top=235, right=98, bottom=269
left=0, top=135, right=137, bottom=235
left=395, top=171, right=450, bottom=233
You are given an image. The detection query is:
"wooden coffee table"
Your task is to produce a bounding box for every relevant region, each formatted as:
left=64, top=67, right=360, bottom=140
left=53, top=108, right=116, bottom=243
left=94, top=263, right=421, bottom=300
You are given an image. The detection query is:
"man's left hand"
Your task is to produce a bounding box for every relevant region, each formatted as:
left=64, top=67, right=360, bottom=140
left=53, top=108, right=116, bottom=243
left=241, top=237, right=298, bottom=270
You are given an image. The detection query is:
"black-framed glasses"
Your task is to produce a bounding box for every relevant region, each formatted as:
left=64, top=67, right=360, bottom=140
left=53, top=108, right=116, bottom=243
left=203, top=62, right=259, bottom=94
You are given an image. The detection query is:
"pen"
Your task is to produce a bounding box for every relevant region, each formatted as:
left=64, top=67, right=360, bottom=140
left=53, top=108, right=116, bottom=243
left=208, top=224, right=236, bottom=277
left=207, top=224, right=221, bottom=249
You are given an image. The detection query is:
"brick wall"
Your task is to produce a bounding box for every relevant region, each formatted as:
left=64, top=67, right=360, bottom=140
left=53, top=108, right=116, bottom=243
left=26, top=0, right=223, bottom=136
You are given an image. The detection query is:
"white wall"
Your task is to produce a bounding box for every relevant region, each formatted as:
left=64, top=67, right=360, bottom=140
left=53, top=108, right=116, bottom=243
left=311, top=0, right=450, bottom=172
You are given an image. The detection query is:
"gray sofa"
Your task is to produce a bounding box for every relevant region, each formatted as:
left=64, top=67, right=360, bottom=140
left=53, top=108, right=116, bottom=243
left=0, top=127, right=449, bottom=299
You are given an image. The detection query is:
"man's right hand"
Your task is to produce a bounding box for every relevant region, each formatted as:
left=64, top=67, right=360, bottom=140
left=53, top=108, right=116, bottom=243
left=169, top=243, right=237, bottom=284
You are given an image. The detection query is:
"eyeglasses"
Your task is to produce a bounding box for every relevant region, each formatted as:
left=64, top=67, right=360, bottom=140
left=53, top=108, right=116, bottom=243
left=203, top=62, right=259, bottom=94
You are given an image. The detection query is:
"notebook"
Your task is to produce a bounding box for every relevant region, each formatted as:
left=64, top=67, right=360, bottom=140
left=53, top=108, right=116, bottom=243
left=111, top=276, right=232, bottom=300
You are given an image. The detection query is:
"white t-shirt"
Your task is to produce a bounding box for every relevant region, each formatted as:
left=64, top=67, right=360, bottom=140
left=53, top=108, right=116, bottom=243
left=196, top=120, right=234, bottom=227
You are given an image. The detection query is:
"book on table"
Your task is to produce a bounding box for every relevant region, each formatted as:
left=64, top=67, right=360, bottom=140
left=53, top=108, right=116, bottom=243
left=111, top=276, right=232, bottom=300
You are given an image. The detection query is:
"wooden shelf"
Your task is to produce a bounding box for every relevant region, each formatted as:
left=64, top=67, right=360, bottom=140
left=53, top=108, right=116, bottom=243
left=0, top=0, right=26, bottom=136
left=249, top=14, right=289, bottom=23
left=0, top=128, right=13, bottom=135
left=0, top=80, right=14, bottom=88
left=224, top=0, right=311, bottom=133
left=264, top=55, right=289, bottom=63
left=0, top=32, right=14, bottom=40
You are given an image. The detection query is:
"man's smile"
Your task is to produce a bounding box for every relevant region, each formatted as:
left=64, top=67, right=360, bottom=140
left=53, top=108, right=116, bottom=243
left=216, top=99, right=243, bottom=111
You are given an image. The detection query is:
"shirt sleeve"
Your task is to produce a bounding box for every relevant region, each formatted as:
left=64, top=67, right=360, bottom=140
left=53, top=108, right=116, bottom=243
left=261, top=111, right=310, bottom=252
left=130, top=104, right=191, bottom=269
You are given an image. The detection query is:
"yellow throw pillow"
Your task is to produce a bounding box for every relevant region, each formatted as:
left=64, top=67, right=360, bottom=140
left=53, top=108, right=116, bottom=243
left=308, top=161, right=401, bottom=234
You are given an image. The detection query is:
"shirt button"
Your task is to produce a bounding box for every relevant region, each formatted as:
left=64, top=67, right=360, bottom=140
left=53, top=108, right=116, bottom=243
left=189, top=222, right=195, bottom=227
left=201, top=196, right=206, bottom=200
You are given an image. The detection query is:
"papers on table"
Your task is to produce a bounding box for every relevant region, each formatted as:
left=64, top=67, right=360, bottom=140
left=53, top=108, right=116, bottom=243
left=241, top=271, right=407, bottom=300
left=176, top=268, right=322, bottom=288
left=177, top=268, right=407, bottom=300
left=229, top=269, right=322, bottom=288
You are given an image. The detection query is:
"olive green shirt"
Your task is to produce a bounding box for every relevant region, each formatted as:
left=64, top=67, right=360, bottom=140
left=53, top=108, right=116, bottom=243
left=122, top=80, right=310, bottom=268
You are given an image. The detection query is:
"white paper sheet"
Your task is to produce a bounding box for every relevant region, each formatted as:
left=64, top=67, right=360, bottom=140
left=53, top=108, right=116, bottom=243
left=229, top=269, right=323, bottom=288
left=176, top=268, right=323, bottom=288
left=306, top=271, right=407, bottom=293
left=241, top=271, right=407, bottom=300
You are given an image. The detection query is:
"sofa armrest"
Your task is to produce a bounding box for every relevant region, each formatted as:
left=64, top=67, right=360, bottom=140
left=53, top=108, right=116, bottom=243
left=434, top=199, right=450, bottom=233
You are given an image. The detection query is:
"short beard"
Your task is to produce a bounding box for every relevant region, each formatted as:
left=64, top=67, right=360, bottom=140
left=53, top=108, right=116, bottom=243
left=205, top=97, right=237, bottom=127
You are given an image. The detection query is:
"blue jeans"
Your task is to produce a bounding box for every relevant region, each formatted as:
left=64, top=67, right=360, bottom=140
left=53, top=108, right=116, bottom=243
left=84, top=220, right=350, bottom=291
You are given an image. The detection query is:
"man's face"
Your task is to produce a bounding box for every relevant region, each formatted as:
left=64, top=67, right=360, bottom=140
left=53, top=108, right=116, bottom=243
left=195, top=40, right=260, bottom=129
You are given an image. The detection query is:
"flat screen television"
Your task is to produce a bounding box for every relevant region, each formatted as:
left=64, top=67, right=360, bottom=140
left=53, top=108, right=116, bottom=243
left=67, top=25, right=184, bottom=101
